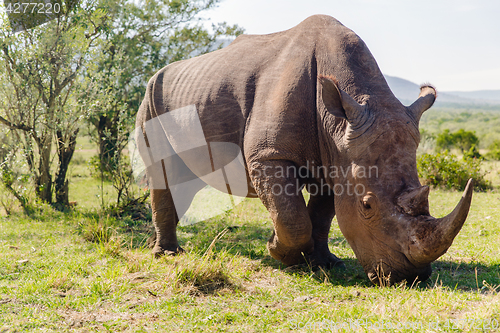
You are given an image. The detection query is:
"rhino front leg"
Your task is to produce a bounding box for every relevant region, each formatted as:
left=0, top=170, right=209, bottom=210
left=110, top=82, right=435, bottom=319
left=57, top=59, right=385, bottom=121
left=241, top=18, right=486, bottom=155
left=250, top=161, right=314, bottom=266
left=307, top=192, right=344, bottom=268
left=150, top=188, right=184, bottom=257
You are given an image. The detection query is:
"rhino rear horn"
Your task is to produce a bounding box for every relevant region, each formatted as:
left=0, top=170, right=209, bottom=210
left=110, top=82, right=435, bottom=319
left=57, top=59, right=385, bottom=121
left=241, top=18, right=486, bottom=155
left=319, top=75, right=366, bottom=123
left=407, top=179, right=474, bottom=266
left=408, top=85, right=437, bottom=122
left=397, top=185, right=430, bottom=216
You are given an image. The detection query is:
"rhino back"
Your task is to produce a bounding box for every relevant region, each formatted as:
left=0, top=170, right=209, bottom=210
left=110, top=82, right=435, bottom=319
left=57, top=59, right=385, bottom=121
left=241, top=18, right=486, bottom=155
left=141, top=15, right=395, bottom=169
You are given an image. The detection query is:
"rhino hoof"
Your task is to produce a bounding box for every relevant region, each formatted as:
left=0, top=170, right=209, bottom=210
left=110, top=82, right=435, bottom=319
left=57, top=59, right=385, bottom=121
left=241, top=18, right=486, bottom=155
left=153, top=246, right=185, bottom=258
left=331, top=260, right=346, bottom=270
left=308, top=253, right=345, bottom=270
left=317, top=259, right=345, bottom=270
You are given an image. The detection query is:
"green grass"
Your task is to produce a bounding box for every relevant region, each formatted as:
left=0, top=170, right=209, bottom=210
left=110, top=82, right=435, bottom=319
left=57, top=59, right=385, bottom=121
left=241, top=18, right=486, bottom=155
left=66, top=142, right=118, bottom=210
left=1, top=187, right=500, bottom=332
left=1, top=134, right=500, bottom=331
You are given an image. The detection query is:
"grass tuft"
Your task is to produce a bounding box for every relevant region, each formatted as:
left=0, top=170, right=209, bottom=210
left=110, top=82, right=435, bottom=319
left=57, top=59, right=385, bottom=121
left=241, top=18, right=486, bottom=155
left=78, top=219, right=115, bottom=244
left=173, top=257, right=234, bottom=294
left=171, top=229, right=237, bottom=294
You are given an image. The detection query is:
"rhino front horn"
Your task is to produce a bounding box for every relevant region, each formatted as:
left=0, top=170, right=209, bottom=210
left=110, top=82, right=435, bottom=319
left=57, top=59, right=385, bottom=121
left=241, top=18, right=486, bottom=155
left=407, top=179, right=474, bottom=266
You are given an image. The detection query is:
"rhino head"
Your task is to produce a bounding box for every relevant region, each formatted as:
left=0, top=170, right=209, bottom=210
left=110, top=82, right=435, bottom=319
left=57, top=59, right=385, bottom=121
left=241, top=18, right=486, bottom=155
left=319, top=76, right=473, bottom=285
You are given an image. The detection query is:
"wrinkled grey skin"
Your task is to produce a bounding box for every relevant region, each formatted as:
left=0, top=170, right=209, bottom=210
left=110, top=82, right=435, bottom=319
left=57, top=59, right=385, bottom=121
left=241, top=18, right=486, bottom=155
left=136, top=15, right=473, bottom=285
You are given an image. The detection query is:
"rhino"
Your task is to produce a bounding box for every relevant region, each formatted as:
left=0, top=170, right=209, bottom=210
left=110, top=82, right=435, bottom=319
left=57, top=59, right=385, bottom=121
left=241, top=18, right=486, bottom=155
left=135, top=14, right=473, bottom=285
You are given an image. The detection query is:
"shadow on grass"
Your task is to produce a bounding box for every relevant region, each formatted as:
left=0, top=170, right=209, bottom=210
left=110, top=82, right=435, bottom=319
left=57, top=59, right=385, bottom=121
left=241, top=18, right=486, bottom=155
left=102, top=212, right=500, bottom=291
left=425, top=260, right=500, bottom=292
left=176, top=221, right=372, bottom=288
left=282, top=259, right=500, bottom=291
left=181, top=221, right=500, bottom=291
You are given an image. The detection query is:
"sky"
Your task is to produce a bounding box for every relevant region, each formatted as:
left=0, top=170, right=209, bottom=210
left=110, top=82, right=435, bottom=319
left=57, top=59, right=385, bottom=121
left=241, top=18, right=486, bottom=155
left=202, top=0, right=500, bottom=92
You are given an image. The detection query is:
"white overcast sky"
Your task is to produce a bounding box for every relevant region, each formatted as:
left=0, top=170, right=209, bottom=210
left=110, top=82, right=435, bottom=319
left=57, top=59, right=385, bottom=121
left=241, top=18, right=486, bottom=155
left=202, top=0, right=500, bottom=92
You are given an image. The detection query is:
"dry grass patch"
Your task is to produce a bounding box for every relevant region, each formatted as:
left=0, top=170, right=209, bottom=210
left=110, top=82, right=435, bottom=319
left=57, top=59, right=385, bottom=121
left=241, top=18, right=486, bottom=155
left=172, top=259, right=234, bottom=295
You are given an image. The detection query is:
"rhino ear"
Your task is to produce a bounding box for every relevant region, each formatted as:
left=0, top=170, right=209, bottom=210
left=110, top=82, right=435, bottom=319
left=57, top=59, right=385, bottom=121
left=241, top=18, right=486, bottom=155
left=319, top=75, right=347, bottom=119
left=408, top=85, right=437, bottom=122
left=319, top=75, right=365, bottom=123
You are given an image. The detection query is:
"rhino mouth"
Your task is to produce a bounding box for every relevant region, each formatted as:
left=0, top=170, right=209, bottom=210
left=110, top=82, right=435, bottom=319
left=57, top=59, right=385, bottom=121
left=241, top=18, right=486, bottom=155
left=358, top=235, right=433, bottom=285
left=365, top=257, right=432, bottom=286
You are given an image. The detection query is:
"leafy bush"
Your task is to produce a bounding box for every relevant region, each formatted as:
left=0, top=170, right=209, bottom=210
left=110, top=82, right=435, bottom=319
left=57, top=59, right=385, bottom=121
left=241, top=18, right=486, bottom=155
left=489, top=140, right=500, bottom=150
left=485, top=140, right=500, bottom=160
left=435, top=129, right=455, bottom=151
left=417, top=151, right=489, bottom=191
left=463, top=144, right=481, bottom=159
left=486, top=150, right=500, bottom=160
left=435, top=129, right=479, bottom=154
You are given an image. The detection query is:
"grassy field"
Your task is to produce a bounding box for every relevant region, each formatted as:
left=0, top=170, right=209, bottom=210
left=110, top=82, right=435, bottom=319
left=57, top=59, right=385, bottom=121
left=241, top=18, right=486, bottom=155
left=1, top=146, right=500, bottom=332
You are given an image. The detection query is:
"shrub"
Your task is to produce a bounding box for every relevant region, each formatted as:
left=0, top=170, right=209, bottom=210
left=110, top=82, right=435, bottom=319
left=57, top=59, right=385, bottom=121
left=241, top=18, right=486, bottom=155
left=463, top=144, right=482, bottom=160
left=485, top=140, right=500, bottom=160
left=453, top=129, right=479, bottom=152
left=435, top=129, right=455, bottom=151
left=488, top=140, right=500, bottom=150
left=486, top=150, right=500, bottom=160
left=417, top=151, right=489, bottom=191
left=435, top=129, right=480, bottom=154
left=105, top=192, right=151, bottom=222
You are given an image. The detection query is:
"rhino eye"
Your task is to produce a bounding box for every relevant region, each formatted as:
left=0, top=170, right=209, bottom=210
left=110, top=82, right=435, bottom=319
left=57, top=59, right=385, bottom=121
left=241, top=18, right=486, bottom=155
left=363, top=200, right=371, bottom=210
left=362, top=195, right=374, bottom=210
left=360, top=193, right=378, bottom=219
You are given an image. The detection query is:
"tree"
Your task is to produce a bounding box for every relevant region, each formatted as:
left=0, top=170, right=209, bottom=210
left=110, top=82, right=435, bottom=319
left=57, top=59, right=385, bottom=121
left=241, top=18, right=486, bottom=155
left=0, top=0, right=243, bottom=212
left=435, top=129, right=455, bottom=151
left=0, top=129, right=31, bottom=215
left=0, top=0, right=106, bottom=208
left=453, top=129, right=479, bottom=153
left=83, top=0, right=243, bottom=205
left=485, top=140, right=500, bottom=160
left=435, top=129, right=479, bottom=154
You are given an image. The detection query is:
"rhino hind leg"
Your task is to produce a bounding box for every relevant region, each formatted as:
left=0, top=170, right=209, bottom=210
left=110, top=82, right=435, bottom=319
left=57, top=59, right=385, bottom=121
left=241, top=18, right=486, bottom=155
left=150, top=188, right=184, bottom=257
